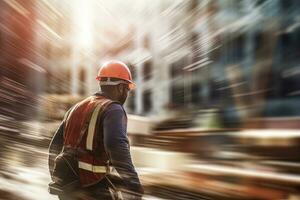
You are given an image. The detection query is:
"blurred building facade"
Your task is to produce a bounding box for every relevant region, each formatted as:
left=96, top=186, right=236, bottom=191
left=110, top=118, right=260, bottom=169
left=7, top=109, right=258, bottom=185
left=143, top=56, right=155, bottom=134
left=0, top=0, right=43, bottom=120
left=2, top=0, right=299, bottom=123
left=105, top=0, right=300, bottom=122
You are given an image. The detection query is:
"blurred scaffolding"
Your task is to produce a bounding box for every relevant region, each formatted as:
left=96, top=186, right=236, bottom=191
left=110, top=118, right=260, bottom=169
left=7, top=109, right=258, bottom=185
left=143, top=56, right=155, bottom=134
left=0, top=0, right=300, bottom=200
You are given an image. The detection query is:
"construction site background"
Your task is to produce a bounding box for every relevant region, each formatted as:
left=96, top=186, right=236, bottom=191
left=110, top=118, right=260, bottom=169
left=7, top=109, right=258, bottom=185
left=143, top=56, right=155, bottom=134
left=0, top=0, right=300, bottom=199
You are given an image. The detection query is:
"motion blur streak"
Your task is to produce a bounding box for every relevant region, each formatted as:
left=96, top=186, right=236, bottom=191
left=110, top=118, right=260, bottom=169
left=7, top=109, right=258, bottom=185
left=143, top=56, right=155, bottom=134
left=0, top=0, right=300, bottom=199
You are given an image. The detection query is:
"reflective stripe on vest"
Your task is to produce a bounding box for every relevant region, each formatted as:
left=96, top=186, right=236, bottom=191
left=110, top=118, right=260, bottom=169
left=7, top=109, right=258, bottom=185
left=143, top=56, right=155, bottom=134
left=86, top=99, right=110, bottom=151
left=78, top=161, right=107, bottom=173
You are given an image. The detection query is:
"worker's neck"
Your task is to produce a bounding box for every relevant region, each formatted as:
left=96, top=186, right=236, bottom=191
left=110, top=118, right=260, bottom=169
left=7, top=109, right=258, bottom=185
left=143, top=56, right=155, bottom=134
left=101, top=91, right=118, bottom=102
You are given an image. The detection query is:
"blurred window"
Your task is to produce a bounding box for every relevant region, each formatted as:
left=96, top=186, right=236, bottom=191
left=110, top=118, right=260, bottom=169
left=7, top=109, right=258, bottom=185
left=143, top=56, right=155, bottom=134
left=265, top=26, right=300, bottom=117
left=127, top=63, right=136, bottom=80
left=210, top=80, right=222, bottom=105
left=225, top=35, right=245, bottom=64
left=278, top=27, right=300, bottom=97
left=170, top=85, right=184, bottom=107
left=254, top=32, right=264, bottom=59
left=170, top=57, right=186, bottom=78
left=170, top=57, right=188, bottom=108
left=254, top=33, right=263, bottom=50
left=127, top=90, right=136, bottom=114
left=279, top=28, right=300, bottom=63
left=235, top=35, right=245, bottom=62
left=191, top=82, right=201, bottom=105
left=143, top=90, right=152, bottom=113
left=280, top=0, right=293, bottom=12
left=143, top=60, right=152, bottom=81
left=280, top=33, right=292, bottom=61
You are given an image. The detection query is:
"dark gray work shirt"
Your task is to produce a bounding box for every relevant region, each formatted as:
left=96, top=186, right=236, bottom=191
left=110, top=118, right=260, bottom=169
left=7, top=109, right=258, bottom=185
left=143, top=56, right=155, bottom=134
left=48, top=93, right=143, bottom=195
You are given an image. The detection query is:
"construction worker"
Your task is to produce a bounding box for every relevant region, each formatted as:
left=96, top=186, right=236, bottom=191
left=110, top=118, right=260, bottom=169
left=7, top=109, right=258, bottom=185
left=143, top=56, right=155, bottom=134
left=48, top=61, right=143, bottom=200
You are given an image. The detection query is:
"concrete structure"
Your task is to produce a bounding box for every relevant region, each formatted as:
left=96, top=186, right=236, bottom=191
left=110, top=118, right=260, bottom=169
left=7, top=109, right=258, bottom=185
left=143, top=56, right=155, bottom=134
left=118, top=0, right=300, bottom=120
left=32, top=0, right=300, bottom=120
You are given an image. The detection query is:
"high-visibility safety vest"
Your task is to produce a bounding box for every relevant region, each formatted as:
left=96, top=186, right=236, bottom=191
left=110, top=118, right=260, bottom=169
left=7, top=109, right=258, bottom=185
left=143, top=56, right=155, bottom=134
left=63, top=95, right=116, bottom=187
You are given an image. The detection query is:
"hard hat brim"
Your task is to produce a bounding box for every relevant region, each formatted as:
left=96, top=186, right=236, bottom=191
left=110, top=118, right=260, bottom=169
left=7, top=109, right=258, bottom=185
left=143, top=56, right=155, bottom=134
left=97, top=76, right=136, bottom=90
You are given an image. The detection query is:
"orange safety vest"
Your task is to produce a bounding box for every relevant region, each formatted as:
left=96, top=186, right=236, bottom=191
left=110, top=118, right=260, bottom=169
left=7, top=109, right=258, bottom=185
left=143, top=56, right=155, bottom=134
left=63, top=95, right=115, bottom=187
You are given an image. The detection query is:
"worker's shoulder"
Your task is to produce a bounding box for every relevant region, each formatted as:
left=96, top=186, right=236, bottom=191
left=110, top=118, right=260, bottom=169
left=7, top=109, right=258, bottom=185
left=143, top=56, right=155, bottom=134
left=102, top=103, right=127, bottom=122
left=75, top=95, right=95, bottom=106
left=105, top=102, right=124, bottom=113
left=79, top=94, right=125, bottom=115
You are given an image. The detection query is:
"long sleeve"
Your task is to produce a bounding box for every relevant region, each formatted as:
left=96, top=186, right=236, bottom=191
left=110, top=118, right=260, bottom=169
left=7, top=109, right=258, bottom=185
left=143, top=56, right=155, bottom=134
left=48, top=121, right=64, bottom=178
left=102, top=103, right=143, bottom=195
left=48, top=106, right=74, bottom=177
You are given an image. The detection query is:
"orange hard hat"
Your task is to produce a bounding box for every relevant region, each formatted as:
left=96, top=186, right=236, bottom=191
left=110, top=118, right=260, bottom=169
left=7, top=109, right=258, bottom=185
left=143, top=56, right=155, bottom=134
left=96, top=61, right=135, bottom=90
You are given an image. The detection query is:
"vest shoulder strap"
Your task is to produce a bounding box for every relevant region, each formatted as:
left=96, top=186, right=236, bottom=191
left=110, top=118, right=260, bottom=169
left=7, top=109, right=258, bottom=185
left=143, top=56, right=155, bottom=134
left=85, top=99, right=117, bottom=151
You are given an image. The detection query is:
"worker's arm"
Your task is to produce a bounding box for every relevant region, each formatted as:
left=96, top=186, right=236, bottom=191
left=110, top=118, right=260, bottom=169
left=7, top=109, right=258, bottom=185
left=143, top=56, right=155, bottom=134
left=103, top=103, right=144, bottom=196
left=48, top=107, right=73, bottom=177
left=48, top=121, right=64, bottom=177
